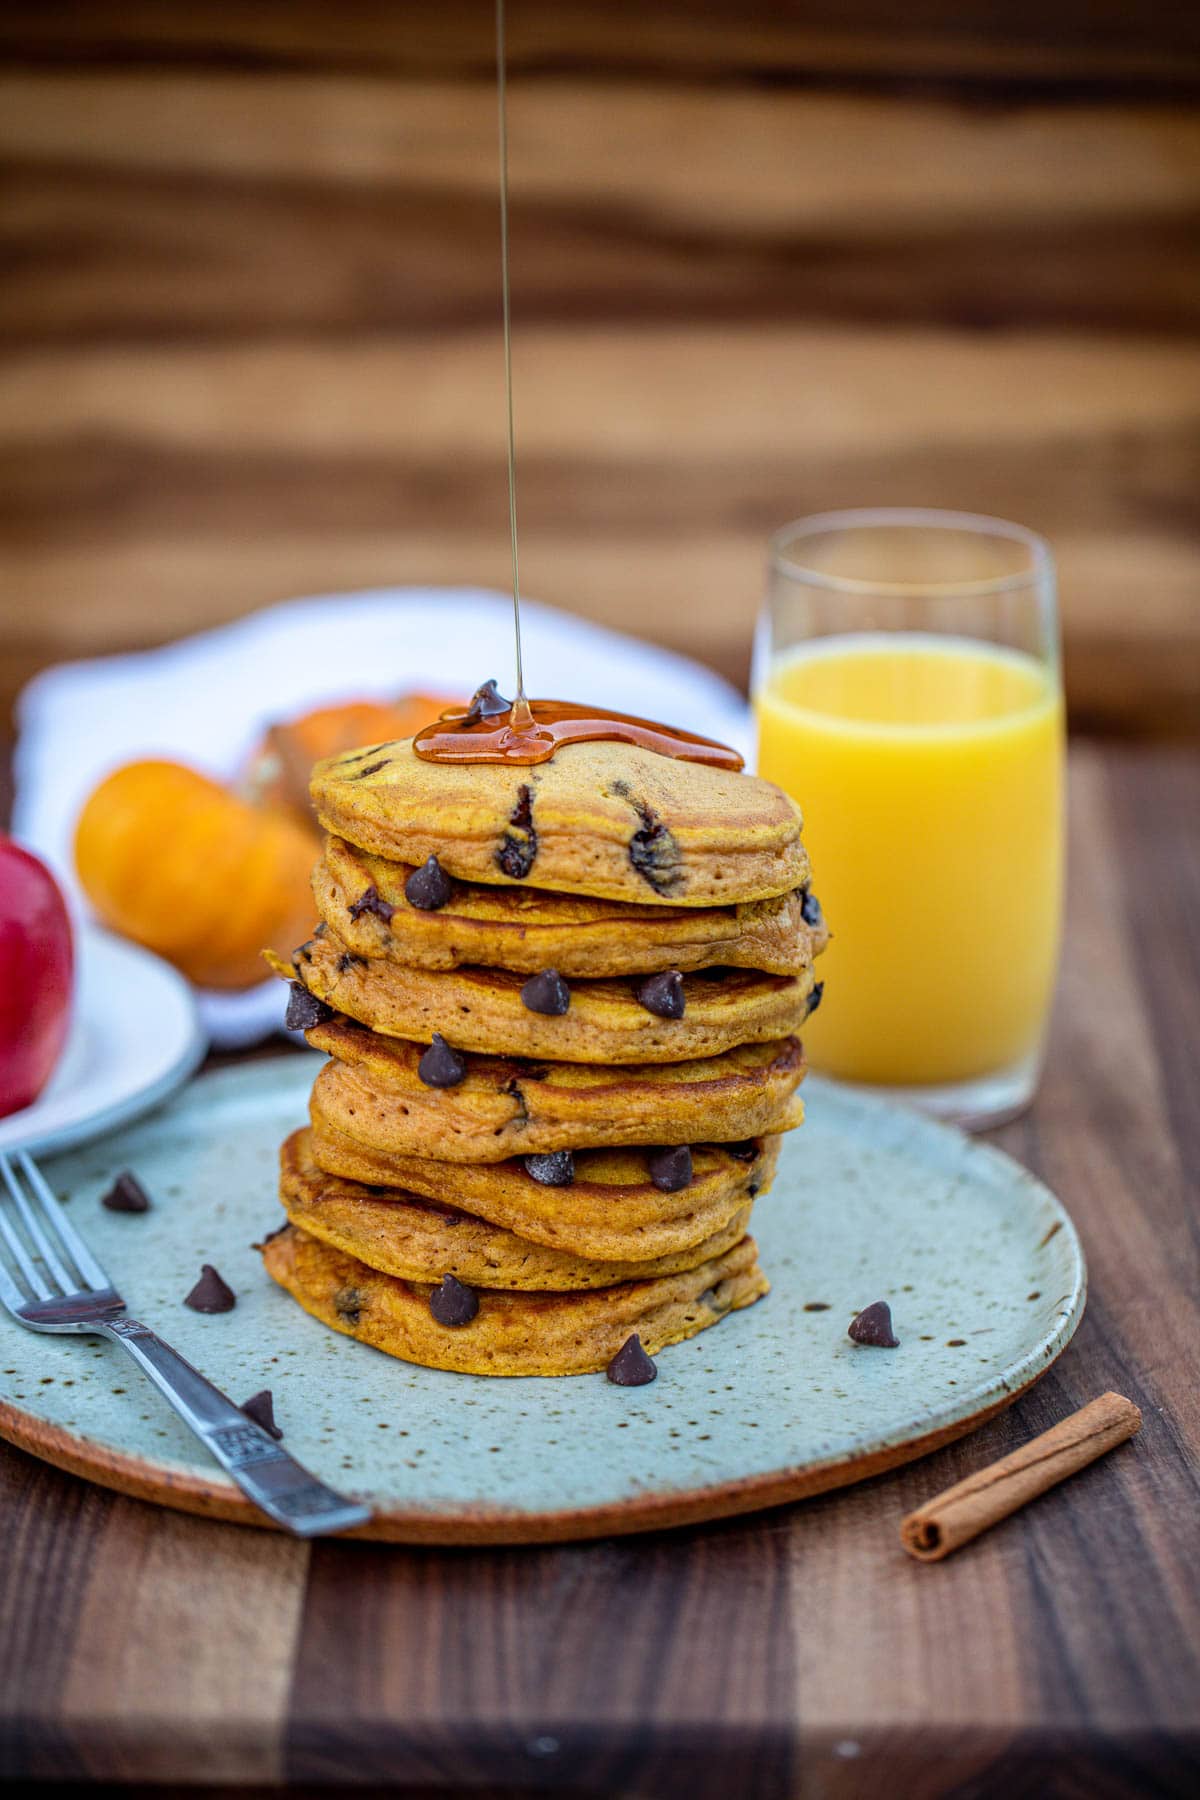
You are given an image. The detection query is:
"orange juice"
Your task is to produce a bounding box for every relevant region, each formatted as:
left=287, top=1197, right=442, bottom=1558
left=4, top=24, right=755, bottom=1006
left=755, top=635, right=1064, bottom=1086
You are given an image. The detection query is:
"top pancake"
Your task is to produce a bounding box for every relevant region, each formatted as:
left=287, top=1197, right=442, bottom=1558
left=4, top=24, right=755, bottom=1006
left=311, top=737, right=806, bottom=907
left=314, top=835, right=819, bottom=977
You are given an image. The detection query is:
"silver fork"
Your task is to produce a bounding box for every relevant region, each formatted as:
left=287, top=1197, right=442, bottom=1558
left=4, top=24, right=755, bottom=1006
left=0, top=1150, right=371, bottom=1537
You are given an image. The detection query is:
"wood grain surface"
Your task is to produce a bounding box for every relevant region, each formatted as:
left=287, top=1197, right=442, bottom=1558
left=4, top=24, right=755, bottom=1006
left=1, top=4, right=1198, bottom=738
left=1, top=739, right=1197, bottom=1794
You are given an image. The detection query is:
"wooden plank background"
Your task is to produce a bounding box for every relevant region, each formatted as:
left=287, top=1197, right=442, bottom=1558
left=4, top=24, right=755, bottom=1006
left=0, top=1, right=1198, bottom=735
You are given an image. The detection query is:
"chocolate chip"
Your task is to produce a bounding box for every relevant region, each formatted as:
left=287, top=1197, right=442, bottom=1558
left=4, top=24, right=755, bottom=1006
left=496, top=783, right=538, bottom=879
left=240, top=1389, right=283, bottom=1440
left=635, top=969, right=685, bottom=1019
left=346, top=758, right=389, bottom=781
left=848, top=1300, right=899, bottom=1347
left=404, top=855, right=453, bottom=911
left=100, top=1171, right=151, bottom=1214
left=429, top=1274, right=479, bottom=1327
left=627, top=800, right=683, bottom=895
left=726, top=1140, right=759, bottom=1163
left=521, top=968, right=570, bottom=1015
left=698, top=1285, right=733, bottom=1315
left=336, top=951, right=366, bottom=974
left=342, top=742, right=392, bottom=764
left=465, top=678, right=511, bottom=721
left=606, top=1334, right=657, bottom=1386
left=502, top=1077, right=529, bottom=1124
left=285, top=982, right=333, bottom=1031
left=805, top=980, right=825, bottom=1019
left=647, top=1146, right=692, bottom=1192
left=524, top=1150, right=575, bottom=1187
left=184, top=1264, right=236, bottom=1313
left=335, top=1285, right=365, bottom=1326
left=800, top=887, right=824, bottom=928
left=418, top=1033, right=467, bottom=1087
left=347, top=885, right=395, bottom=925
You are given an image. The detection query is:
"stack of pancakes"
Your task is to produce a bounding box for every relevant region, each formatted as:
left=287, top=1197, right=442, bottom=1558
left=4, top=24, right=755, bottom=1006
left=260, top=736, right=826, bottom=1377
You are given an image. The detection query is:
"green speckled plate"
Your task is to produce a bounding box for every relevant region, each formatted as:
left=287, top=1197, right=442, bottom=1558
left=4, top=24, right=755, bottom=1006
left=0, top=1056, right=1085, bottom=1543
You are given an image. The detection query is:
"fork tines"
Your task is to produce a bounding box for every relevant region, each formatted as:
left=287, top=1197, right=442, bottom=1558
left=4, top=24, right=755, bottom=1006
left=0, top=1151, right=114, bottom=1309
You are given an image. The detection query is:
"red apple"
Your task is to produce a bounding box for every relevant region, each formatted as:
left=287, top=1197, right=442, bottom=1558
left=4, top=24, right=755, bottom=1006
left=0, top=837, right=74, bottom=1118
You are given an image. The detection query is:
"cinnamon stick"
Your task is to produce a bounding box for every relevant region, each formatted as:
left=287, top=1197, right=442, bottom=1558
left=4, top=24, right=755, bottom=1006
left=900, top=1392, right=1141, bottom=1562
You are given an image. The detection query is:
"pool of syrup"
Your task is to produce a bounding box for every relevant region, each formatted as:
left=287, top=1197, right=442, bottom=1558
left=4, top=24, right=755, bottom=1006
left=413, top=696, right=744, bottom=770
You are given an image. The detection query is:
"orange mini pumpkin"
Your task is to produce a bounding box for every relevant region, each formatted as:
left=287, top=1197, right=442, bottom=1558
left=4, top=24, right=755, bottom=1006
left=75, top=760, right=318, bottom=990
left=242, top=694, right=455, bottom=831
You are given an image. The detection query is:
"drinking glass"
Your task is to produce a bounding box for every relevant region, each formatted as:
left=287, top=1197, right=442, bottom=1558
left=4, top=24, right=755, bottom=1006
left=753, top=508, right=1064, bottom=1129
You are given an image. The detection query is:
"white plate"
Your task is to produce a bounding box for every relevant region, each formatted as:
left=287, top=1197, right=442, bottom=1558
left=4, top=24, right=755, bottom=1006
left=0, top=925, right=205, bottom=1157
left=14, top=587, right=754, bottom=1050
left=0, top=1058, right=1086, bottom=1541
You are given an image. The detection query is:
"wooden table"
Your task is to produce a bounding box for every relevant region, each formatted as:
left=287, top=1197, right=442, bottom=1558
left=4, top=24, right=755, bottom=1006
left=1, top=740, right=1197, bottom=1796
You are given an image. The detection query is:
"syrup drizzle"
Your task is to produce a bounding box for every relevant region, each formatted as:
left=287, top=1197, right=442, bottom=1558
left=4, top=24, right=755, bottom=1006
left=414, top=694, right=744, bottom=771
left=495, top=0, right=534, bottom=735
left=415, top=5, right=741, bottom=774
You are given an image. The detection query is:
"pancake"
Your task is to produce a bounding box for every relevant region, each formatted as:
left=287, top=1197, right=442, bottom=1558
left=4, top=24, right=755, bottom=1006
left=311, top=737, right=806, bottom=907
left=307, top=1017, right=806, bottom=1162
left=307, top=1111, right=780, bottom=1259
left=279, top=1130, right=754, bottom=1289
left=261, top=1222, right=769, bottom=1376
left=314, top=834, right=820, bottom=977
left=281, top=931, right=813, bottom=1065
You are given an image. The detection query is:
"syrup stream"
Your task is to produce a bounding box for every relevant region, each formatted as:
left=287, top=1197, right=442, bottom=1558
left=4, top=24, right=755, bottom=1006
left=411, top=5, right=744, bottom=774
left=495, top=0, right=534, bottom=733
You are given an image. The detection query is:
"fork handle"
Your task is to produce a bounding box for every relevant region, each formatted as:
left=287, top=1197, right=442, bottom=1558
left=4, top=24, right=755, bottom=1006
left=100, top=1316, right=372, bottom=1536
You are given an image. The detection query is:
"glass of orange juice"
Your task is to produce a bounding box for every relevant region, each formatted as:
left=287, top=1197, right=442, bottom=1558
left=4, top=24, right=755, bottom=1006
left=754, top=508, right=1064, bottom=1128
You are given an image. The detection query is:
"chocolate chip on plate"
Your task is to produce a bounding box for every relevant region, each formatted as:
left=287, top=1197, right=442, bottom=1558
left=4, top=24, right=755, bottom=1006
left=606, top=1334, right=658, bottom=1386
left=521, top=968, right=570, bottom=1015
left=805, top=980, right=825, bottom=1020
left=429, top=1274, right=479, bottom=1327
left=184, top=1264, right=236, bottom=1313
left=464, top=678, right=512, bottom=722
left=285, top=982, right=334, bottom=1032
left=100, top=1170, right=151, bottom=1214
left=635, top=969, right=685, bottom=1019
left=347, top=885, right=395, bottom=925
left=418, top=1033, right=467, bottom=1088
left=647, top=1146, right=693, bottom=1193
left=404, top=855, right=453, bottom=911
left=800, top=887, right=824, bottom=928
left=848, top=1300, right=899, bottom=1348
left=240, top=1388, right=283, bottom=1440
left=524, top=1150, right=575, bottom=1187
